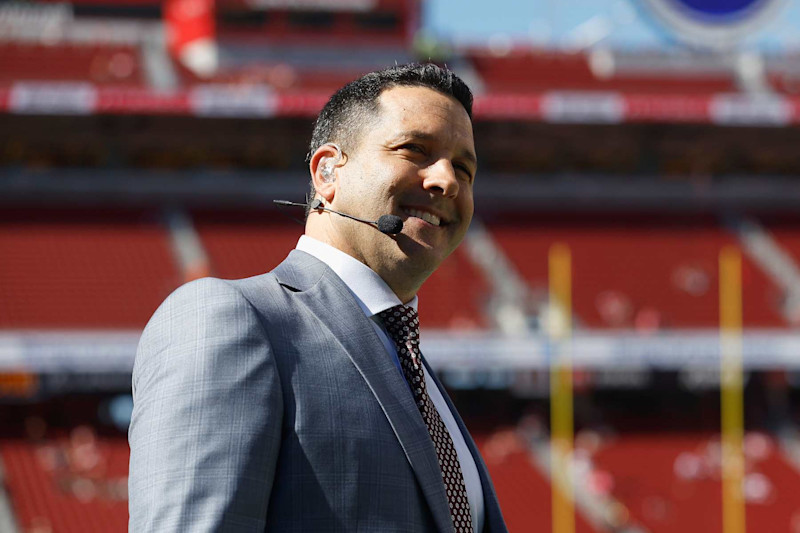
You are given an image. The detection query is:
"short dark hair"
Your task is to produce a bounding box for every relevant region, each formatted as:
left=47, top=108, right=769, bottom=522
left=304, top=63, right=473, bottom=212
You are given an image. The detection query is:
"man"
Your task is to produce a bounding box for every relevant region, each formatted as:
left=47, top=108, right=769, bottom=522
left=129, top=63, right=508, bottom=532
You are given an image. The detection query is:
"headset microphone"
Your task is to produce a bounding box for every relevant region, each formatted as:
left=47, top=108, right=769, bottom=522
left=273, top=199, right=404, bottom=236
left=375, top=214, right=404, bottom=235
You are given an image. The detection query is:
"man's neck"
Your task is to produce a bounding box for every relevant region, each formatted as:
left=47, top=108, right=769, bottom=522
left=299, top=233, right=419, bottom=305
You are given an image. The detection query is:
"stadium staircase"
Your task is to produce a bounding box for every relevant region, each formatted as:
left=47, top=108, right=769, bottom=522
left=462, top=219, right=532, bottom=334
left=777, top=425, right=800, bottom=473
left=163, top=207, right=210, bottom=282
left=753, top=217, right=800, bottom=323
left=728, top=216, right=800, bottom=325
left=0, top=457, right=20, bottom=533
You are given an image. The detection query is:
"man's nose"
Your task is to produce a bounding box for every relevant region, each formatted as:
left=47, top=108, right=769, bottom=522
left=422, top=159, right=460, bottom=198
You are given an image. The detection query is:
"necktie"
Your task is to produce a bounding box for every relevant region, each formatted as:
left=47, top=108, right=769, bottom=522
left=379, top=305, right=472, bottom=533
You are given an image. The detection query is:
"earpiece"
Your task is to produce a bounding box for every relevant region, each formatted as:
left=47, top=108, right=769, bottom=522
left=318, top=143, right=342, bottom=183
left=321, top=159, right=335, bottom=182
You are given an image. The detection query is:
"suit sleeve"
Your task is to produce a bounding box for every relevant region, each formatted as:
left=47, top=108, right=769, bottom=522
left=128, top=277, right=283, bottom=532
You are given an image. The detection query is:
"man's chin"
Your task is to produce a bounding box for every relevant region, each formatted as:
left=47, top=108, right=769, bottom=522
left=394, top=239, right=452, bottom=273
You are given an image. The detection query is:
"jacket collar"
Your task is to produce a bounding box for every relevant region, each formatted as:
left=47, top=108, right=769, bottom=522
left=274, top=250, right=456, bottom=533
left=294, top=236, right=418, bottom=316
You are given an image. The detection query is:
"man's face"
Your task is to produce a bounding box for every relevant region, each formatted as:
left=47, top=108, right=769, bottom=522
left=329, top=85, right=477, bottom=297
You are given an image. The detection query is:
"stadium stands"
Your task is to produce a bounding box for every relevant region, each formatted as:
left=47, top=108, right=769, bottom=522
left=417, top=247, right=490, bottom=329
left=593, top=432, right=800, bottom=532
left=193, top=210, right=490, bottom=329
left=0, top=43, right=144, bottom=87
left=5, top=425, right=800, bottom=533
left=0, top=432, right=128, bottom=533
left=487, top=214, right=787, bottom=329
left=5, top=1, right=800, bottom=531
left=594, top=433, right=723, bottom=531
left=0, top=210, right=178, bottom=329
left=172, top=41, right=414, bottom=94
left=175, top=62, right=364, bottom=94
left=0, top=206, right=491, bottom=331
left=0, top=208, right=797, bottom=334
left=192, top=210, right=303, bottom=280
left=475, top=429, right=558, bottom=530
left=467, top=50, right=738, bottom=95
left=767, top=71, right=800, bottom=96
left=0, top=426, right=570, bottom=533
left=215, top=0, right=412, bottom=47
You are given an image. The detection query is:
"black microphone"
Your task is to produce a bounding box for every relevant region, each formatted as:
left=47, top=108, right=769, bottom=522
left=273, top=199, right=404, bottom=235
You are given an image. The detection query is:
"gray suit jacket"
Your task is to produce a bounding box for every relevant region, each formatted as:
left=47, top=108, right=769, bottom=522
left=129, top=250, right=508, bottom=532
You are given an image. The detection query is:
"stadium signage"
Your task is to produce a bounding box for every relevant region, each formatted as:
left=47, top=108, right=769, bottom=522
left=189, top=84, right=277, bottom=117
left=709, top=94, right=792, bottom=125
left=4, top=83, right=800, bottom=125
left=541, top=92, right=625, bottom=124
left=642, top=0, right=786, bottom=49
left=245, top=0, right=375, bottom=11
left=3, top=330, right=800, bottom=372
left=9, top=82, right=95, bottom=115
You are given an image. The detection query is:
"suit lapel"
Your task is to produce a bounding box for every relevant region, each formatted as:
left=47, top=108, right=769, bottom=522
left=274, top=251, right=455, bottom=533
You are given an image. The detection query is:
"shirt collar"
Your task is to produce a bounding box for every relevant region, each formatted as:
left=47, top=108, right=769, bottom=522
left=296, top=235, right=418, bottom=318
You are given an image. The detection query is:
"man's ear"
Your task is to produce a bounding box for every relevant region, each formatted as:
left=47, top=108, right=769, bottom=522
left=309, top=143, right=345, bottom=203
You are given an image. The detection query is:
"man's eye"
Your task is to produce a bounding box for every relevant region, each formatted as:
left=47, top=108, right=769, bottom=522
left=455, top=165, right=473, bottom=181
left=401, top=144, right=425, bottom=154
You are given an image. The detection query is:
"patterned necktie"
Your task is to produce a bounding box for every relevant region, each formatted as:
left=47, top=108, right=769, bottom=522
left=378, top=305, right=473, bottom=533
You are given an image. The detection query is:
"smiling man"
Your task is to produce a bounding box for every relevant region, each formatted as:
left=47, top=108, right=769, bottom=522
left=129, top=64, right=508, bottom=533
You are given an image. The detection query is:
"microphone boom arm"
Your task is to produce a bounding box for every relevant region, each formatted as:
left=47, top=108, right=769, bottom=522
left=273, top=199, right=403, bottom=235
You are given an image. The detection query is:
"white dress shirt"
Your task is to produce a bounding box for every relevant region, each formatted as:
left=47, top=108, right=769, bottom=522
left=296, top=235, right=485, bottom=532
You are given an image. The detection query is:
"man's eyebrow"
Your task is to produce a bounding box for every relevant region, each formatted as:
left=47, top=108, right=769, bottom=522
left=391, top=130, right=478, bottom=167
left=389, top=130, right=434, bottom=143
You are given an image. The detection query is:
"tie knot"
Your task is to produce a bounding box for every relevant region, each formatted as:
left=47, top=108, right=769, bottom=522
left=378, top=304, right=420, bottom=344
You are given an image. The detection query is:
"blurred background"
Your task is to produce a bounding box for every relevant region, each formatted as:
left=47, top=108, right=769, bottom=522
left=3, top=0, right=800, bottom=531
